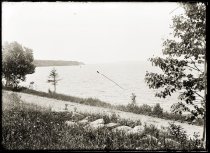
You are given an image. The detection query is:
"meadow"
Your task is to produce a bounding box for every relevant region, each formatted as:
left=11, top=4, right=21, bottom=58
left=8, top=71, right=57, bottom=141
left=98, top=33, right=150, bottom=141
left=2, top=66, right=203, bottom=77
left=2, top=91, right=204, bottom=150
left=3, top=86, right=203, bottom=126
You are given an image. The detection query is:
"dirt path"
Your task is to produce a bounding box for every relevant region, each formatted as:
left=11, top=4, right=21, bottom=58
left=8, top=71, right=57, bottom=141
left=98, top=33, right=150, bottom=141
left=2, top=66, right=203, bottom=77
left=3, top=90, right=203, bottom=138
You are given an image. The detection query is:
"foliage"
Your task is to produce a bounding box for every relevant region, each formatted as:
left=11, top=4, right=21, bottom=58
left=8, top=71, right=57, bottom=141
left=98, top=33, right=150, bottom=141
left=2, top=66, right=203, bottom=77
left=145, top=3, right=206, bottom=122
left=125, top=103, right=152, bottom=115
left=168, top=122, right=187, bottom=143
left=153, top=103, right=163, bottom=117
left=2, top=41, right=36, bottom=88
left=115, top=102, right=203, bottom=126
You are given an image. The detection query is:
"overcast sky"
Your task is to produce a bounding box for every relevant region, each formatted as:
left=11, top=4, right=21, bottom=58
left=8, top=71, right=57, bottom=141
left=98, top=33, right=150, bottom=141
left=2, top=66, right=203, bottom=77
left=2, top=2, right=184, bottom=64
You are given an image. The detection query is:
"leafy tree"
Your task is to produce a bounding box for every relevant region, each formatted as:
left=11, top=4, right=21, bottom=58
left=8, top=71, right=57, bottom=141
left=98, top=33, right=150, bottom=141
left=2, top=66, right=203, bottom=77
left=47, top=68, right=60, bottom=93
left=2, top=41, right=36, bottom=88
left=145, top=2, right=206, bottom=142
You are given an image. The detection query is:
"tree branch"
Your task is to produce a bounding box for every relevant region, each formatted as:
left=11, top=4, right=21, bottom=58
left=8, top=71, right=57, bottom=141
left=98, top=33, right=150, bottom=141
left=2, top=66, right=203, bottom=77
left=189, top=57, right=203, bottom=72
left=185, top=65, right=201, bottom=71
left=194, top=91, right=204, bottom=99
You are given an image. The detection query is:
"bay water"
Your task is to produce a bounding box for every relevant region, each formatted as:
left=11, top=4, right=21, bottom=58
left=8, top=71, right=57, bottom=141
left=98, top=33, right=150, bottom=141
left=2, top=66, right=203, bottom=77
left=20, top=61, right=183, bottom=112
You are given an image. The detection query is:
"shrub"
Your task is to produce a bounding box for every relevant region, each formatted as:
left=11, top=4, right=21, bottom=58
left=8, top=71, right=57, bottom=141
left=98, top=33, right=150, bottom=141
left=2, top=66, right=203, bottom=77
left=140, top=104, right=153, bottom=115
left=143, top=124, right=160, bottom=138
left=167, top=122, right=187, bottom=143
left=103, top=113, right=119, bottom=124
left=153, top=103, right=163, bottom=117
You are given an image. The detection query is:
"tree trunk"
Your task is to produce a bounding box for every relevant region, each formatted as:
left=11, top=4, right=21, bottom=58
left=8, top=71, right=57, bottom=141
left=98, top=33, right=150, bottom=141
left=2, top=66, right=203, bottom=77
left=54, top=84, right=56, bottom=93
left=54, top=76, right=56, bottom=93
left=5, top=79, right=8, bottom=87
left=5, top=77, right=10, bottom=87
left=203, top=114, right=206, bottom=147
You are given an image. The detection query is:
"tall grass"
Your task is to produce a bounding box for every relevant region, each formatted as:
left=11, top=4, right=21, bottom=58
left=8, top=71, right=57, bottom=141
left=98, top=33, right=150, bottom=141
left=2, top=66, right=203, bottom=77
left=3, top=86, right=203, bottom=126
left=3, top=86, right=112, bottom=108
left=114, top=104, right=203, bottom=126
left=2, top=93, right=204, bottom=150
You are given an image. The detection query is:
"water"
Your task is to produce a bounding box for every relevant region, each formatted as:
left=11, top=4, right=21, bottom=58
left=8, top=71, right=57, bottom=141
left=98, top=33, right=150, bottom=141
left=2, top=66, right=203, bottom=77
left=20, top=61, right=184, bottom=112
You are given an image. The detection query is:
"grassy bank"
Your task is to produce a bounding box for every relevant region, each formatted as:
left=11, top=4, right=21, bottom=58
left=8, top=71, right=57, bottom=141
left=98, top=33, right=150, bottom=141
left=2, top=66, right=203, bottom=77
left=2, top=92, right=204, bottom=150
left=3, top=86, right=112, bottom=108
left=114, top=104, right=204, bottom=126
left=3, top=86, right=203, bottom=126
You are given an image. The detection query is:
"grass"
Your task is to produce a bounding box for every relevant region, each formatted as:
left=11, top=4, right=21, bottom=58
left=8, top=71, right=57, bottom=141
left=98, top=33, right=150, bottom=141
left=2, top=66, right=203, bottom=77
left=3, top=86, right=203, bottom=126
left=114, top=103, right=204, bottom=126
left=4, top=86, right=112, bottom=108
left=2, top=92, right=204, bottom=150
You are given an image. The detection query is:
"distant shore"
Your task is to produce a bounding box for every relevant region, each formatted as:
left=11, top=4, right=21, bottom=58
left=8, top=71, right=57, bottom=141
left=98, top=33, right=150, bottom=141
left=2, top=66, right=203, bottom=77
left=33, top=59, right=85, bottom=67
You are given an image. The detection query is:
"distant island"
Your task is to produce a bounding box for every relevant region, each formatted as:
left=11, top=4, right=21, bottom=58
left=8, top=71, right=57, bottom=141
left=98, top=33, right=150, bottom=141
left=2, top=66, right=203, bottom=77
left=33, top=60, right=85, bottom=67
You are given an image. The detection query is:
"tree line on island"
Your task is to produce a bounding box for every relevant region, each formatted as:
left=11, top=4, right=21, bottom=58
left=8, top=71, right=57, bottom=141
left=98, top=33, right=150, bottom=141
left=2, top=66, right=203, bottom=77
left=33, top=60, right=84, bottom=67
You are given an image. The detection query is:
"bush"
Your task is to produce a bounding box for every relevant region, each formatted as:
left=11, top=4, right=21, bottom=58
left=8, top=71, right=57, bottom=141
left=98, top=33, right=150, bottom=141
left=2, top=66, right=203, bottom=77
left=143, top=124, right=160, bottom=138
left=153, top=103, right=163, bottom=117
left=167, top=122, right=187, bottom=143
left=140, top=104, right=153, bottom=115
left=102, top=113, right=119, bottom=124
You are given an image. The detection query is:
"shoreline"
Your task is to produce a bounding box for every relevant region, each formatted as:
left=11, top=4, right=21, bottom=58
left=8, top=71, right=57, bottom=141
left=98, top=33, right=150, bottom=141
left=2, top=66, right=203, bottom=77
left=2, top=87, right=203, bottom=126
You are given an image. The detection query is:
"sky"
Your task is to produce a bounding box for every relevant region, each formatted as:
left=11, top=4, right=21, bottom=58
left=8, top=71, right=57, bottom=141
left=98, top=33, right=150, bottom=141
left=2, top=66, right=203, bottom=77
left=2, top=2, right=184, bottom=64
